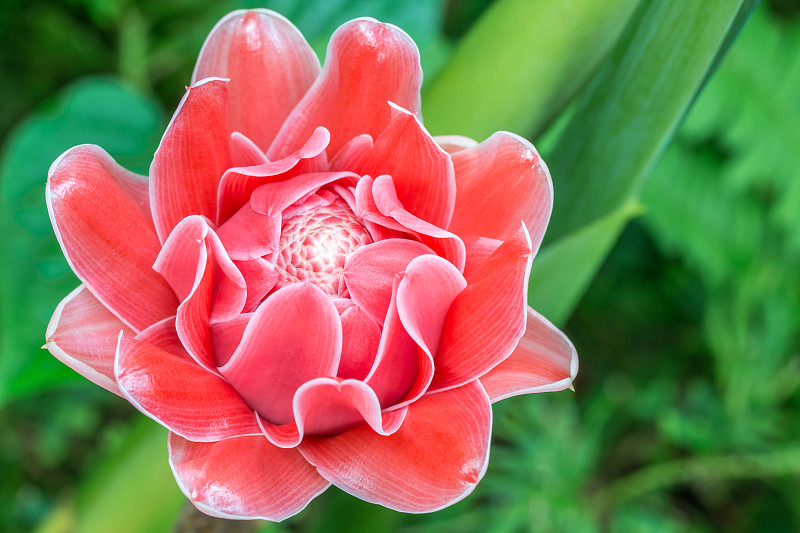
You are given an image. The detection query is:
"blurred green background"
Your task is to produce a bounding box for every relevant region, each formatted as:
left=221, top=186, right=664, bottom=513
left=1, top=0, right=799, bottom=532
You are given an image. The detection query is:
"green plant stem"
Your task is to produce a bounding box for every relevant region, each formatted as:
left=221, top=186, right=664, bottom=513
left=591, top=447, right=800, bottom=511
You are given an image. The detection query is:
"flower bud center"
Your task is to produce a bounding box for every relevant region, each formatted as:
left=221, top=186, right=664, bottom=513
left=274, top=199, right=372, bottom=296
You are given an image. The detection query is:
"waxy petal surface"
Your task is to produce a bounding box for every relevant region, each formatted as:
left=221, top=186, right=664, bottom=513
left=431, top=226, right=533, bottom=392
left=193, top=9, right=320, bottom=151
left=115, top=336, right=261, bottom=441
left=449, top=132, right=552, bottom=249
left=334, top=104, right=455, bottom=228
left=269, top=18, right=422, bottom=159
left=343, top=238, right=434, bottom=326
left=169, top=433, right=329, bottom=521
left=47, top=145, right=177, bottom=332
left=45, top=285, right=133, bottom=396
left=299, top=380, right=491, bottom=513
left=364, top=278, right=427, bottom=410
left=259, top=378, right=407, bottom=448
left=150, top=78, right=230, bottom=242
left=337, top=306, right=381, bottom=380
left=217, top=127, right=330, bottom=223
left=154, top=216, right=247, bottom=372
left=220, top=283, right=342, bottom=424
left=481, top=307, right=578, bottom=402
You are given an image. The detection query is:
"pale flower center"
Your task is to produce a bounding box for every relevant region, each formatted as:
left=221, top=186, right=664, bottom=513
left=273, top=199, right=372, bottom=296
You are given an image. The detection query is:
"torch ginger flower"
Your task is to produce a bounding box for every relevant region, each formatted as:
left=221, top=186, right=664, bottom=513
left=44, top=9, right=578, bottom=520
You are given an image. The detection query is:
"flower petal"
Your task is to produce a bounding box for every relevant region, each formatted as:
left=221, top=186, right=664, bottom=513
left=169, top=433, right=329, bottom=521
left=269, top=18, right=422, bottom=159
left=154, top=216, right=247, bottom=372
left=192, top=9, right=321, bottom=151
left=364, top=277, right=429, bottom=410
left=150, top=78, right=231, bottom=241
left=45, top=285, right=132, bottom=395
left=46, top=145, right=177, bottom=332
left=480, top=307, right=578, bottom=402
left=229, top=132, right=268, bottom=167
left=430, top=225, right=533, bottom=392
left=434, top=135, right=478, bottom=155
left=258, top=378, right=407, bottom=448
left=249, top=171, right=359, bottom=217
left=396, top=255, right=466, bottom=360
left=372, top=175, right=466, bottom=271
left=337, top=306, right=381, bottom=380
left=332, top=104, right=455, bottom=228
left=219, top=283, right=342, bottom=425
left=115, top=336, right=261, bottom=441
left=216, top=126, right=330, bottom=223
left=299, top=380, right=491, bottom=513
left=449, top=132, right=552, bottom=249
left=342, top=238, right=434, bottom=326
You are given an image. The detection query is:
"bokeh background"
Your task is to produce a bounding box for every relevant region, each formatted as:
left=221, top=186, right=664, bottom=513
left=1, top=0, right=799, bottom=532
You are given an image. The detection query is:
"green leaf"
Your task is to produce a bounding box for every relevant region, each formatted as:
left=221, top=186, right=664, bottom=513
left=546, top=0, right=752, bottom=242
left=422, top=0, right=640, bottom=139
left=529, top=202, right=642, bottom=325
left=0, top=77, right=163, bottom=406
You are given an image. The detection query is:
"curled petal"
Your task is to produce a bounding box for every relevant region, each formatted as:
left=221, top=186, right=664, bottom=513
left=343, top=238, right=434, bottom=326
left=333, top=104, right=455, bottom=228
left=480, top=307, right=578, bottom=402
left=169, top=433, right=329, bottom=521
left=45, top=285, right=132, bottom=396
left=372, top=175, right=466, bottom=271
left=396, top=255, right=466, bottom=360
left=219, top=283, right=342, bottom=425
left=217, top=202, right=281, bottom=261
left=431, top=225, right=533, bottom=392
left=150, top=78, right=231, bottom=242
left=46, top=145, right=177, bottom=332
left=364, top=277, right=431, bottom=410
left=299, top=380, right=491, bottom=513
left=193, top=9, right=321, bottom=151
left=269, top=18, right=422, bottom=159
left=154, top=216, right=247, bottom=371
left=259, top=378, right=407, bottom=448
left=449, top=132, right=552, bottom=249
left=115, top=336, right=261, bottom=441
left=249, top=171, right=359, bottom=217
left=217, top=126, right=330, bottom=223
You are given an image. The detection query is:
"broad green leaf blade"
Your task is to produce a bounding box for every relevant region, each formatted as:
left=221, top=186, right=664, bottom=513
left=422, top=0, right=640, bottom=138
left=529, top=202, right=642, bottom=325
left=546, top=0, right=750, bottom=242
left=34, top=420, right=184, bottom=533
left=0, top=78, right=163, bottom=405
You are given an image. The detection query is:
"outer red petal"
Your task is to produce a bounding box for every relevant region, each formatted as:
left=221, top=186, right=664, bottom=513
left=115, top=336, right=261, bottom=441
left=480, top=307, right=578, bottom=402
left=219, top=283, right=342, bottom=424
left=150, top=78, right=231, bottom=242
left=268, top=18, right=422, bottom=159
left=169, top=433, right=329, bottom=521
left=46, top=145, right=177, bottom=332
left=430, top=225, right=533, bottom=392
left=258, top=378, right=407, bottom=448
left=45, top=285, right=133, bottom=396
left=192, top=9, right=321, bottom=152
left=448, top=132, right=553, bottom=249
left=332, top=104, right=455, bottom=228
left=299, top=380, right=491, bottom=513
left=337, top=306, right=381, bottom=380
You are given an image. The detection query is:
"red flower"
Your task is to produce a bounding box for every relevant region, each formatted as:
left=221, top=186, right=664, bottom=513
left=45, top=10, right=578, bottom=520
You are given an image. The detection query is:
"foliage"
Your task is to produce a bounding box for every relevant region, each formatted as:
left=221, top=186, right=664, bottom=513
left=1, top=0, right=799, bottom=532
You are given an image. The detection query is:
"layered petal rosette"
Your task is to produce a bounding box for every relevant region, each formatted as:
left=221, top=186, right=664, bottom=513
left=45, top=9, right=578, bottom=520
